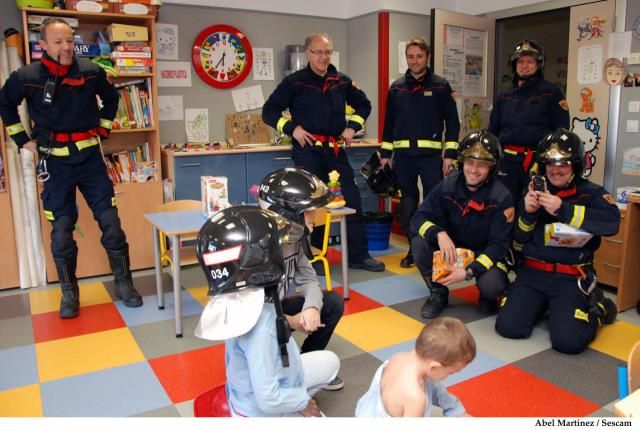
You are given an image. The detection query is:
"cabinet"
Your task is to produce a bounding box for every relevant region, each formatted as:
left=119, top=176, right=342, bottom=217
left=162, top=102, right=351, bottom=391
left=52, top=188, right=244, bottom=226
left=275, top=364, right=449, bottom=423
left=20, top=8, right=163, bottom=281
left=0, top=120, right=20, bottom=289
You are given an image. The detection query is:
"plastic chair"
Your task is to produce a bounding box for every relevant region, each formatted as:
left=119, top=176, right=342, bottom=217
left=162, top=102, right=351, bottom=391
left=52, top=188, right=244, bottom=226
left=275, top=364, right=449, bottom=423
left=309, top=208, right=333, bottom=291
left=158, top=199, right=202, bottom=273
left=193, top=383, right=231, bottom=417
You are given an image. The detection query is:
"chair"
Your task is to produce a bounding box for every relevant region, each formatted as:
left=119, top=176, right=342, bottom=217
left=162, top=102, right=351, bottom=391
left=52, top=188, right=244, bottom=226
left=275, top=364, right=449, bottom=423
left=157, top=199, right=202, bottom=273
left=309, top=208, right=333, bottom=291
left=193, top=383, right=231, bottom=417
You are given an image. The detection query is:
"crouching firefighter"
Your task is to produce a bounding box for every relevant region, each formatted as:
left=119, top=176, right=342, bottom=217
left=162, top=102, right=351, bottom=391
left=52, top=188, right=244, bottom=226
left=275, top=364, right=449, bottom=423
left=0, top=18, right=142, bottom=318
left=410, top=130, right=515, bottom=319
left=495, top=129, right=619, bottom=354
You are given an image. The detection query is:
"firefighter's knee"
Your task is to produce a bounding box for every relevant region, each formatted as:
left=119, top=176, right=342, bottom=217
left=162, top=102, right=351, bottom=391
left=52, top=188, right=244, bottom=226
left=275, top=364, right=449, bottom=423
left=97, top=207, right=127, bottom=251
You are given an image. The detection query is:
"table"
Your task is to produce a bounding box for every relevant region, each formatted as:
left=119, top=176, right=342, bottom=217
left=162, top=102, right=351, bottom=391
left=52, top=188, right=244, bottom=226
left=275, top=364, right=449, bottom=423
left=145, top=207, right=355, bottom=337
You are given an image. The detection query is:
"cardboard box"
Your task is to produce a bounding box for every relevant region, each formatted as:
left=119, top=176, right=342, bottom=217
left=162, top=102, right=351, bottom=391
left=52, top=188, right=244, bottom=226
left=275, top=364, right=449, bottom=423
left=544, top=223, right=593, bottom=248
left=432, top=248, right=475, bottom=281
left=107, top=23, right=149, bottom=42
left=111, top=2, right=158, bottom=15
left=66, top=0, right=113, bottom=12
left=201, top=176, right=231, bottom=218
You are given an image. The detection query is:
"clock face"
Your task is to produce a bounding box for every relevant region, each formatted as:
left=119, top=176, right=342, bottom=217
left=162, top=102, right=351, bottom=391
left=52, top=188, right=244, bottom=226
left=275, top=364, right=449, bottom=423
left=192, top=25, right=253, bottom=89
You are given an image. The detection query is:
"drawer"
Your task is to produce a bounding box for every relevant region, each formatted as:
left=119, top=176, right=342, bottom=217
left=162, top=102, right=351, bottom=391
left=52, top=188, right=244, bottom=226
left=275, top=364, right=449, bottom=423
left=594, top=257, right=621, bottom=287
left=596, top=237, right=623, bottom=263
left=246, top=152, right=293, bottom=190
left=173, top=154, right=247, bottom=203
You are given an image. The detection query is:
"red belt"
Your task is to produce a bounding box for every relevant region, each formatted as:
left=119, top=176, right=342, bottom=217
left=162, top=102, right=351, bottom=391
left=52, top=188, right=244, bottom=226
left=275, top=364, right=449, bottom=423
left=51, top=128, right=98, bottom=143
left=523, top=257, right=586, bottom=278
left=312, top=134, right=341, bottom=157
left=504, top=144, right=535, bottom=172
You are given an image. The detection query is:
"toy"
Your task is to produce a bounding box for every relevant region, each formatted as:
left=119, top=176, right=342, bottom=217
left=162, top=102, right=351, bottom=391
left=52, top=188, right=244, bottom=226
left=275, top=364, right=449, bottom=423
left=325, top=170, right=346, bottom=209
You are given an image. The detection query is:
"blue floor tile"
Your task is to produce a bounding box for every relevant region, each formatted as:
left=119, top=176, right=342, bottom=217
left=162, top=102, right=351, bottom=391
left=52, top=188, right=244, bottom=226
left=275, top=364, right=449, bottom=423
left=350, top=275, right=428, bottom=306
left=369, top=340, right=414, bottom=362
left=115, top=291, right=203, bottom=327
left=443, top=350, right=507, bottom=388
left=0, top=344, right=38, bottom=391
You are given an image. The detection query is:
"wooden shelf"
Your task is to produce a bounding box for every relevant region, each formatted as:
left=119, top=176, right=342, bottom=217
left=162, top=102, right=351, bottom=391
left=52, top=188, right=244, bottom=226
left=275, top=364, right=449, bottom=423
left=20, top=7, right=155, bottom=23
left=111, top=127, right=157, bottom=134
left=113, top=73, right=154, bottom=79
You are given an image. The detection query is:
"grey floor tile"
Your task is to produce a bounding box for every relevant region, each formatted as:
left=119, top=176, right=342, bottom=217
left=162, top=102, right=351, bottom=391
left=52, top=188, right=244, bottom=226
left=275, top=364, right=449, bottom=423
left=0, top=315, right=34, bottom=349
left=104, top=273, right=175, bottom=300
left=390, top=296, right=493, bottom=324
left=589, top=407, right=615, bottom=417
left=179, top=266, right=208, bottom=289
left=0, top=294, right=31, bottom=320
left=133, top=405, right=181, bottom=417
left=175, top=399, right=195, bottom=417
left=292, top=331, right=364, bottom=360
left=332, top=266, right=395, bottom=285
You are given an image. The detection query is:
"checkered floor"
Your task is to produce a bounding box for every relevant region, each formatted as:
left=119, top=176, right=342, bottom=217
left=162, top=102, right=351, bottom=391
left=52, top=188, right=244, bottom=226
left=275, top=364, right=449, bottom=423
left=1, top=244, right=639, bottom=417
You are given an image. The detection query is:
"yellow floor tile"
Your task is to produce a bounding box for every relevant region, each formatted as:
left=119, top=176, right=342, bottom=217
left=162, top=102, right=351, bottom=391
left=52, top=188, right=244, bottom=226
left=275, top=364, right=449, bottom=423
left=35, top=327, right=145, bottom=382
left=0, top=384, right=43, bottom=417
left=376, top=252, right=417, bottom=276
left=188, top=286, right=210, bottom=307
left=589, top=320, right=640, bottom=361
left=29, top=282, right=113, bottom=315
left=335, top=307, right=424, bottom=352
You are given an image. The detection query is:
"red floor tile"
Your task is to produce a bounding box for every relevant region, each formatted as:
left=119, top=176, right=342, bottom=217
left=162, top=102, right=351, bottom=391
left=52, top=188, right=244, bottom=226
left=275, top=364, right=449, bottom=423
left=149, top=344, right=226, bottom=404
left=326, top=248, right=343, bottom=265
left=450, top=285, right=479, bottom=304
left=448, top=364, right=600, bottom=417
left=32, top=302, right=126, bottom=343
left=331, top=287, right=384, bottom=316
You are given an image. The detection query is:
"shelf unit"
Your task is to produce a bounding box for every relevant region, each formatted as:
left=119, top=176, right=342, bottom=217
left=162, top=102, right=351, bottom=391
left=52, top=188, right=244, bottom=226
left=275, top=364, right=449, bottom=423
left=20, top=7, right=162, bottom=281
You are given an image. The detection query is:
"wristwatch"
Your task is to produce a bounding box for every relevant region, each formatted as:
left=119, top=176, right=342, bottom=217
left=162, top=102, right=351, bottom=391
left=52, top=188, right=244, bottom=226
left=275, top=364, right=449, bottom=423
left=464, top=267, right=474, bottom=281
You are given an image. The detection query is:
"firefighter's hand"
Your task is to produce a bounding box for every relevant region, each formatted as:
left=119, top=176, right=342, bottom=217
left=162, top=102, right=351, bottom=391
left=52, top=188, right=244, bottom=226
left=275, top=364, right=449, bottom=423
left=440, top=266, right=466, bottom=286
left=442, top=158, right=454, bottom=176
left=538, top=191, right=562, bottom=216
left=341, top=127, right=356, bottom=147
left=300, top=307, right=324, bottom=333
left=380, top=157, right=392, bottom=169
left=293, top=126, right=316, bottom=147
left=437, top=231, right=457, bottom=265
left=524, top=183, right=541, bottom=214
left=21, top=141, right=37, bottom=154
left=285, top=313, right=305, bottom=332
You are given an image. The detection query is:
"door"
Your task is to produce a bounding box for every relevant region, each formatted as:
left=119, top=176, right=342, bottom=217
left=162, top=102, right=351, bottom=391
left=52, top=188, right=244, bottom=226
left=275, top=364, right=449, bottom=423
left=430, top=9, right=496, bottom=138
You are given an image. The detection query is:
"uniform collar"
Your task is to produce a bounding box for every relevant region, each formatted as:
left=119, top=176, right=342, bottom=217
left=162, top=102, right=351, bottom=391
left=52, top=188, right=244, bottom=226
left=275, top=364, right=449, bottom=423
left=404, top=67, right=431, bottom=85
left=306, top=63, right=338, bottom=80
left=41, top=53, right=77, bottom=77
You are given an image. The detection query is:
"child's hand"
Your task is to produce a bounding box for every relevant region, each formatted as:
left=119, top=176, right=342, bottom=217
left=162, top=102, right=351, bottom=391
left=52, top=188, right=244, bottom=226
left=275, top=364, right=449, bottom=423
left=299, top=399, right=322, bottom=417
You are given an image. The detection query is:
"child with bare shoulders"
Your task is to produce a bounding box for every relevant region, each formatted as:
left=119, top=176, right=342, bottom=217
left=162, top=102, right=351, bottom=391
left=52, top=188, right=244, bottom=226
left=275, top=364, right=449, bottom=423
left=355, top=316, right=475, bottom=417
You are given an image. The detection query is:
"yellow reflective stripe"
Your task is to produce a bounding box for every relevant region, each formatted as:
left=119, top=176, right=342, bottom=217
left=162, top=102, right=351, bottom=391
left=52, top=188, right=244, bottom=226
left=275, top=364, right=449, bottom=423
left=6, top=122, right=25, bottom=135
left=393, top=140, right=410, bottom=148
left=111, top=197, right=117, bottom=207
left=276, top=117, right=290, bottom=133
left=504, top=148, right=519, bottom=156
left=444, top=141, right=458, bottom=151
left=349, top=114, right=365, bottom=126
left=44, top=210, right=55, bottom=221
left=76, top=138, right=99, bottom=150
left=518, top=217, right=536, bottom=232
left=497, top=261, right=507, bottom=273
left=99, top=118, right=113, bottom=130
left=418, top=221, right=435, bottom=237
left=476, top=254, right=494, bottom=270
left=380, top=141, right=394, bottom=151
left=513, top=241, right=524, bottom=251
left=499, top=296, right=507, bottom=307
left=569, top=205, right=586, bottom=228
left=39, top=146, right=70, bottom=156
left=417, top=140, right=442, bottom=149
left=574, top=309, right=589, bottom=323
left=314, top=141, right=324, bottom=147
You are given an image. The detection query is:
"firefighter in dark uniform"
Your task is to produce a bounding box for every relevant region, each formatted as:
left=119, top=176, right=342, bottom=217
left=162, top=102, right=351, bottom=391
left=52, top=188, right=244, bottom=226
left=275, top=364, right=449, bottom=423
left=380, top=36, right=460, bottom=268
left=489, top=39, right=570, bottom=203
left=411, top=130, right=514, bottom=319
left=262, top=33, right=384, bottom=272
left=0, top=18, right=142, bottom=319
left=495, top=129, right=619, bottom=354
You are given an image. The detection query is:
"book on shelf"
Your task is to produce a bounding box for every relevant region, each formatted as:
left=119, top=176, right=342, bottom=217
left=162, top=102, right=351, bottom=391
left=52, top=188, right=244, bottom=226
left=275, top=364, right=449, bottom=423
left=113, top=78, right=153, bottom=129
left=104, top=141, right=156, bottom=184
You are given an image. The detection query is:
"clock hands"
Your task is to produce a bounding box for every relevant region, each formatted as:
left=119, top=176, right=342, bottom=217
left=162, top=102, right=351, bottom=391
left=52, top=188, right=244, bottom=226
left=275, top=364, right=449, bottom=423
left=215, top=52, right=226, bottom=69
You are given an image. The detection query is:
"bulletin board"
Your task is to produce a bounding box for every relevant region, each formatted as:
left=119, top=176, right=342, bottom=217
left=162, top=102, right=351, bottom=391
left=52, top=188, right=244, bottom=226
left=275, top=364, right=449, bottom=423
left=225, top=114, right=270, bottom=145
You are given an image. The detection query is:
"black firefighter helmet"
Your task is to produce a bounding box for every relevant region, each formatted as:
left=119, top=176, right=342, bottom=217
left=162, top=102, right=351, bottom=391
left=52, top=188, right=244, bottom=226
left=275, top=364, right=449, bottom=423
left=457, top=130, right=502, bottom=177
left=361, top=151, right=397, bottom=197
left=510, top=39, right=545, bottom=80
left=536, top=128, right=585, bottom=178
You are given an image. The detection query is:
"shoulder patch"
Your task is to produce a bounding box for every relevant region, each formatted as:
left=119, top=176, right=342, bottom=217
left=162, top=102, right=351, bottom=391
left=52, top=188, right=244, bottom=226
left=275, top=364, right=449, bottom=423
left=503, top=207, right=515, bottom=223
left=559, top=99, right=569, bottom=111
left=602, top=193, right=616, bottom=205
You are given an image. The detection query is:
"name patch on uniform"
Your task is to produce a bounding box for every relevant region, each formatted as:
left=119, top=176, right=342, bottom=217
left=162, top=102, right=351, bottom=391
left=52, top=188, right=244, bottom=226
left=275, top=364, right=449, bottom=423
left=424, top=91, right=433, bottom=96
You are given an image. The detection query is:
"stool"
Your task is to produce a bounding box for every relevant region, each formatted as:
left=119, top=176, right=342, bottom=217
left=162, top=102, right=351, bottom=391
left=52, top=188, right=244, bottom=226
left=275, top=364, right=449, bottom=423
left=193, top=383, right=231, bottom=417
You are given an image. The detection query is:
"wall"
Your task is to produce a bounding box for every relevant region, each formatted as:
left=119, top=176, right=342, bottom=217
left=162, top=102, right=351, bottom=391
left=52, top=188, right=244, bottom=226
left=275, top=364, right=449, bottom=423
left=0, top=4, right=25, bottom=44
left=388, top=12, right=431, bottom=82
left=157, top=4, right=350, bottom=144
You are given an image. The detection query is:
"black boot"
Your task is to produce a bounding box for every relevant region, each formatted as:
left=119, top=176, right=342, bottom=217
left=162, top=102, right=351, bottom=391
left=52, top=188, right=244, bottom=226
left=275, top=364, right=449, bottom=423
left=421, top=281, right=449, bottom=319
left=588, top=288, right=617, bottom=325
left=107, top=248, right=143, bottom=307
left=400, top=250, right=415, bottom=268
left=55, top=259, right=79, bottom=319
left=478, top=296, right=498, bottom=315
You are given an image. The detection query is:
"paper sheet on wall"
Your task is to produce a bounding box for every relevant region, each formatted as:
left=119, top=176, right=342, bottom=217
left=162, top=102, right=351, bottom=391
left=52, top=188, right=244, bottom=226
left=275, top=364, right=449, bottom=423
left=231, top=85, right=265, bottom=112
left=253, top=48, right=274, bottom=81
left=156, top=23, right=178, bottom=60
left=622, top=147, right=640, bottom=176
left=185, top=108, right=209, bottom=143
left=158, top=61, right=192, bottom=87
left=608, top=32, right=631, bottom=60
left=331, top=51, right=340, bottom=71
left=399, top=41, right=408, bottom=74
left=577, top=45, right=602, bottom=84
left=158, top=95, right=184, bottom=121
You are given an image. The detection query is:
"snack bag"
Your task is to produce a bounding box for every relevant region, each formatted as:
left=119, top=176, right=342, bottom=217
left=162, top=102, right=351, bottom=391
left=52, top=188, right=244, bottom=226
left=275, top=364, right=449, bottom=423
left=432, top=248, right=475, bottom=281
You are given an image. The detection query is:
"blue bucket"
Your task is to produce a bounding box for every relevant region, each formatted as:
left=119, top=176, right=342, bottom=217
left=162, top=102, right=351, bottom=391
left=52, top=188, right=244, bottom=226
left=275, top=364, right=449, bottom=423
left=363, top=211, right=393, bottom=251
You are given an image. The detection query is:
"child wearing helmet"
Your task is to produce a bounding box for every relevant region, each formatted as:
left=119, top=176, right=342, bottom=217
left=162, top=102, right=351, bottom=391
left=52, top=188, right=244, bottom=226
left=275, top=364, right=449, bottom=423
left=194, top=205, right=340, bottom=416
left=411, top=130, right=515, bottom=319
left=496, top=128, right=620, bottom=354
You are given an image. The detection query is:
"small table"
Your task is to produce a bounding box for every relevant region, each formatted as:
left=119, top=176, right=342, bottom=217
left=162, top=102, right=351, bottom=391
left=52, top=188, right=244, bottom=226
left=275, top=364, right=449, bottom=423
left=145, top=207, right=355, bottom=337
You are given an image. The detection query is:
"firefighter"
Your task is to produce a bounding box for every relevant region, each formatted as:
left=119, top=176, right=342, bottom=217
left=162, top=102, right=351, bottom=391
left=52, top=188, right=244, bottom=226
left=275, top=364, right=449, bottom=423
left=0, top=18, right=142, bottom=318
left=495, top=129, right=619, bottom=354
left=262, top=32, right=384, bottom=273
left=411, top=130, right=514, bottom=319
left=489, top=39, right=570, bottom=203
left=380, top=36, right=460, bottom=268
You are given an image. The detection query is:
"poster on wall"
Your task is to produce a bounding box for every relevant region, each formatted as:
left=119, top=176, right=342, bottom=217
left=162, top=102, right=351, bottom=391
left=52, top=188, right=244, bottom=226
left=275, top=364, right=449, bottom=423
left=622, top=147, right=640, bottom=176
left=185, top=108, right=209, bottom=142
left=577, top=45, right=602, bottom=84
left=158, top=95, right=184, bottom=121
left=158, top=61, right=192, bottom=87
left=442, top=25, right=487, bottom=97
left=156, top=23, right=178, bottom=60
left=252, top=48, right=274, bottom=81
left=231, top=85, right=265, bottom=112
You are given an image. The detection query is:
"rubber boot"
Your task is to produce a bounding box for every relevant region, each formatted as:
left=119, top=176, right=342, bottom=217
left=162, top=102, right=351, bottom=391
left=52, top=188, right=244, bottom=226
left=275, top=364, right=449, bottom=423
left=420, top=279, right=449, bottom=319
left=107, top=248, right=143, bottom=307
left=400, top=240, right=415, bottom=268
left=588, top=288, right=617, bottom=325
left=55, top=259, right=79, bottom=319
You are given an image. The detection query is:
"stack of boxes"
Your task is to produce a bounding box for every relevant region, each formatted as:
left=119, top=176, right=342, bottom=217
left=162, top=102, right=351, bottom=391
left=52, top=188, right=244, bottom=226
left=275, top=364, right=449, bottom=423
left=64, top=0, right=161, bottom=15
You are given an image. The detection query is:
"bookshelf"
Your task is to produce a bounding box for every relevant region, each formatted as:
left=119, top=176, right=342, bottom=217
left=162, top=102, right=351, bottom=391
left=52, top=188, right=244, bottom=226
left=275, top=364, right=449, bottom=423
left=20, top=7, right=163, bottom=281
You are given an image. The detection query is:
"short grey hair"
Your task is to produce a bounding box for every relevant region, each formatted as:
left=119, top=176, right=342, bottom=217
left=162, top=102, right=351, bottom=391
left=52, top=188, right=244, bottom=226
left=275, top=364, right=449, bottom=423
left=304, top=33, right=333, bottom=49
left=41, top=17, right=72, bottom=41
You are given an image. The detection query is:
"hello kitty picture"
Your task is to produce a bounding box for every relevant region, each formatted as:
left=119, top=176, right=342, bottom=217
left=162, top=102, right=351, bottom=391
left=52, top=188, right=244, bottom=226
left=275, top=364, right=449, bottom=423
left=157, top=23, right=178, bottom=60
left=571, top=117, right=601, bottom=177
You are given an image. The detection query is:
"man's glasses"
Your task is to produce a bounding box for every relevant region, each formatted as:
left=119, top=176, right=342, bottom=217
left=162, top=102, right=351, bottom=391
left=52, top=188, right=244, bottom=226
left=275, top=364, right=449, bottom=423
left=307, top=49, right=333, bottom=57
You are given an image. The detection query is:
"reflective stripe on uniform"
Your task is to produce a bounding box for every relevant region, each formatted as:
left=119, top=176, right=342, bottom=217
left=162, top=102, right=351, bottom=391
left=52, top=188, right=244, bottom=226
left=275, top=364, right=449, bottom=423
left=6, top=122, right=25, bottom=136
left=476, top=254, right=494, bottom=270
left=380, top=141, right=394, bottom=151
left=418, top=221, right=435, bottom=237
left=39, top=138, right=99, bottom=157
left=574, top=308, right=589, bottom=323
left=393, top=140, right=442, bottom=149
left=503, top=148, right=519, bottom=156
left=276, top=117, right=290, bottom=133
left=99, top=118, right=113, bottom=130
left=111, top=197, right=117, bottom=207
left=497, top=262, right=507, bottom=273
left=349, top=114, right=365, bottom=126
left=444, top=141, right=458, bottom=151
left=76, top=138, right=99, bottom=150
left=518, top=217, right=536, bottom=232
left=44, top=210, right=55, bottom=221
left=569, top=205, right=586, bottom=229
left=513, top=241, right=524, bottom=251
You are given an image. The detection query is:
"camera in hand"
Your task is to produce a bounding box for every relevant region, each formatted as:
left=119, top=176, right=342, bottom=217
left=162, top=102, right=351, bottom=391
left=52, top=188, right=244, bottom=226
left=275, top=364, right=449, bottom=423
left=532, top=175, right=546, bottom=192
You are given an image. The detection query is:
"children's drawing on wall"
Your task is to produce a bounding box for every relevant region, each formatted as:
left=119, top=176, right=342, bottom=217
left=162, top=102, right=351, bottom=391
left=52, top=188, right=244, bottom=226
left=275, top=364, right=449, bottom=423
left=156, top=23, right=178, bottom=60
left=603, top=58, right=624, bottom=86
left=467, top=102, right=482, bottom=130
left=579, top=87, right=594, bottom=113
left=571, top=117, right=601, bottom=177
left=252, top=48, right=274, bottom=81
left=576, top=16, right=606, bottom=41
left=185, top=108, right=209, bottom=143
